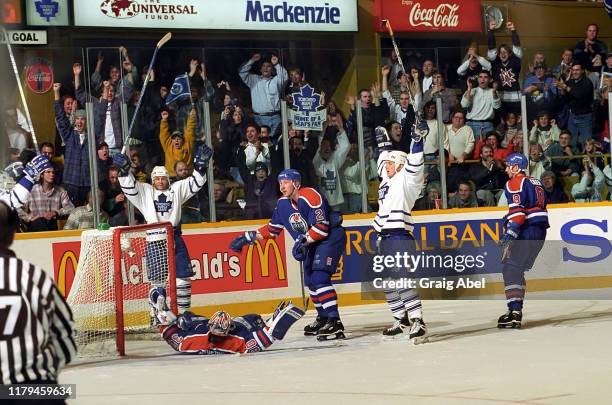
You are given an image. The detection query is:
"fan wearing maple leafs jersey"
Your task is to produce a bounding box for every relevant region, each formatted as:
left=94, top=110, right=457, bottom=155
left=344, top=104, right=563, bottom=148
left=497, top=153, right=549, bottom=329
left=113, top=145, right=212, bottom=313
left=488, top=20, right=523, bottom=114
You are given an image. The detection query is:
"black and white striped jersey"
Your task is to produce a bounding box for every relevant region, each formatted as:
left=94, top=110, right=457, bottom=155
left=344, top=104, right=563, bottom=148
left=0, top=252, right=76, bottom=384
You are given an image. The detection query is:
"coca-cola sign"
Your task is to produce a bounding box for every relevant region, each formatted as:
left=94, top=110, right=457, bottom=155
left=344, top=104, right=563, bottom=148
left=25, top=57, right=53, bottom=94
left=374, top=0, right=482, bottom=33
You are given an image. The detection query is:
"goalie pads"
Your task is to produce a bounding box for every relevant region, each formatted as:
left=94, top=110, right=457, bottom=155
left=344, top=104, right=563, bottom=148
left=266, top=303, right=305, bottom=340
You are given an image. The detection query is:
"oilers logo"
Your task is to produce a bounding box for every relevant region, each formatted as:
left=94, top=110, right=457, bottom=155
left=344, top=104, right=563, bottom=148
left=289, top=213, right=308, bottom=234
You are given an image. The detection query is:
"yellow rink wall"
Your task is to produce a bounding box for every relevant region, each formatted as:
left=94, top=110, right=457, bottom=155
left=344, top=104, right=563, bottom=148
left=13, top=202, right=612, bottom=317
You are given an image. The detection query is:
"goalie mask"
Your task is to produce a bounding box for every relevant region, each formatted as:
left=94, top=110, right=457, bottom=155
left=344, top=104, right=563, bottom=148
left=208, top=310, right=232, bottom=336
left=151, top=166, right=170, bottom=190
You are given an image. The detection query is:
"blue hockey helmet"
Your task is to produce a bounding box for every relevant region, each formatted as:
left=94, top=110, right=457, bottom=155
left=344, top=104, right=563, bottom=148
left=278, top=169, right=301, bottom=183
left=505, top=153, right=528, bottom=170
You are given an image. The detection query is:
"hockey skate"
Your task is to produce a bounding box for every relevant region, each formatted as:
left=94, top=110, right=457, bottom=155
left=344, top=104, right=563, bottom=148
left=304, top=316, right=327, bottom=336
left=408, top=318, right=429, bottom=344
left=497, top=310, right=522, bottom=329
left=149, top=287, right=176, bottom=326
left=316, top=318, right=346, bottom=341
left=382, top=314, right=410, bottom=336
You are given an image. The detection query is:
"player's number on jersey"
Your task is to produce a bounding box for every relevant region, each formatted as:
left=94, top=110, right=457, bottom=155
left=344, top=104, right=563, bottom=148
left=0, top=294, right=27, bottom=338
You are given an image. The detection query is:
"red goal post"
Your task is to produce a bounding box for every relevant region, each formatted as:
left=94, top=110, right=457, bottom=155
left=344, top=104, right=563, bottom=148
left=68, top=222, right=177, bottom=357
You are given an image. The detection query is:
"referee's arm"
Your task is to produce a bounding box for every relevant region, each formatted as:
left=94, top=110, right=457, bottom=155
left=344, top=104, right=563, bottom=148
left=48, top=284, right=77, bottom=368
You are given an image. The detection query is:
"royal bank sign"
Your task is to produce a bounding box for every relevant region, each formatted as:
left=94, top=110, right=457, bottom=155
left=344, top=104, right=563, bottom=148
left=74, top=0, right=358, bottom=31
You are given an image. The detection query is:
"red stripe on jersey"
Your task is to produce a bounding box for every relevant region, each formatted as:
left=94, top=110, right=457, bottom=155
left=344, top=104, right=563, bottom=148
left=307, top=228, right=327, bottom=242
left=318, top=292, right=337, bottom=302
left=314, top=223, right=329, bottom=231
left=180, top=333, right=247, bottom=354
left=258, top=223, right=281, bottom=239
left=506, top=175, right=526, bottom=193
left=298, top=187, right=323, bottom=208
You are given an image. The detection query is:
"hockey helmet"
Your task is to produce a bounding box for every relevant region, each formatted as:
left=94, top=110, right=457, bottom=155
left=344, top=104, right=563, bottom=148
left=208, top=310, right=232, bottom=336
left=505, top=153, right=528, bottom=170
left=382, top=150, right=407, bottom=171
left=278, top=169, right=301, bottom=183
left=151, top=166, right=170, bottom=181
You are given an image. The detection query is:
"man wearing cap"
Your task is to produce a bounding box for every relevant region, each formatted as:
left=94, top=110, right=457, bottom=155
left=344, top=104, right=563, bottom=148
left=54, top=82, right=96, bottom=206
left=498, top=153, right=549, bottom=329
left=523, top=63, right=557, bottom=123
left=230, top=169, right=347, bottom=341
left=160, top=108, right=196, bottom=177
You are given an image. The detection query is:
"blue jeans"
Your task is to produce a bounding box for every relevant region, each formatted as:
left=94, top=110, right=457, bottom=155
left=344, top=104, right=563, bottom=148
left=254, top=114, right=282, bottom=137
left=567, top=112, right=592, bottom=148
left=466, top=121, right=494, bottom=139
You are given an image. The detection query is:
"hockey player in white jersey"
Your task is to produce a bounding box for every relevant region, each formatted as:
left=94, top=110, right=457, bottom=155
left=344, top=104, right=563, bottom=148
left=373, top=124, right=428, bottom=342
left=112, top=145, right=212, bottom=313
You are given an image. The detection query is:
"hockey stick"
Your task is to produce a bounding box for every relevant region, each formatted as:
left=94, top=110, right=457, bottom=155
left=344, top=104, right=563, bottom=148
left=2, top=27, right=38, bottom=151
left=123, top=32, right=172, bottom=154
left=299, top=261, right=308, bottom=310
left=381, top=19, right=428, bottom=138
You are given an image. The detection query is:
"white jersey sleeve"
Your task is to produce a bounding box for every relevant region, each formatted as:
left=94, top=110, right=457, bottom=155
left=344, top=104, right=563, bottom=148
left=373, top=143, right=424, bottom=233
left=119, top=171, right=206, bottom=227
left=0, top=176, right=35, bottom=210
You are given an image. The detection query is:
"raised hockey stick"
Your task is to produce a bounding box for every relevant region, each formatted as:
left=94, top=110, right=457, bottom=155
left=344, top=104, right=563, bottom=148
left=2, top=27, right=38, bottom=150
left=123, top=32, right=172, bottom=154
left=381, top=19, right=429, bottom=138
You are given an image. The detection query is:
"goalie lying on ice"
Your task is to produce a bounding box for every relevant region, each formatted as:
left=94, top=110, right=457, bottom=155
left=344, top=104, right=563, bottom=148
left=149, top=287, right=305, bottom=354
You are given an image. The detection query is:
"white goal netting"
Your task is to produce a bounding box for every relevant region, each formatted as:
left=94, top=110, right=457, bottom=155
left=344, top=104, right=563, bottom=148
left=67, top=223, right=176, bottom=356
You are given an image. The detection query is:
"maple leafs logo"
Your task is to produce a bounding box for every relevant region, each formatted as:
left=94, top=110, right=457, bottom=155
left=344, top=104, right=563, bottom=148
left=154, top=193, right=173, bottom=214
left=35, top=0, right=59, bottom=22
left=291, top=84, right=322, bottom=113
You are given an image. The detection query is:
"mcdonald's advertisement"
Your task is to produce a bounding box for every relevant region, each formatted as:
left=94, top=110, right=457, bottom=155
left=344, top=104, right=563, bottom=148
left=52, top=232, right=288, bottom=298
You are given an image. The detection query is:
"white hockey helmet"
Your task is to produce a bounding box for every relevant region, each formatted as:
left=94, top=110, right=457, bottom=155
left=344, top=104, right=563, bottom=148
left=382, top=150, right=407, bottom=171
left=151, top=166, right=170, bottom=187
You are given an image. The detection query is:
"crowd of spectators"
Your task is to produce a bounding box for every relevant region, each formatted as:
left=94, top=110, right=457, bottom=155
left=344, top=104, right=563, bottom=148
left=3, top=21, right=611, bottom=231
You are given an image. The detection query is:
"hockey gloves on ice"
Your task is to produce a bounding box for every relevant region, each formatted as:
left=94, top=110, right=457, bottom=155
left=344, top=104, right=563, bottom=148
left=112, top=153, right=132, bottom=177
left=375, top=126, right=392, bottom=151
left=23, top=155, right=51, bottom=182
left=292, top=234, right=308, bottom=262
left=230, top=231, right=258, bottom=252
left=194, top=144, right=213, bottom=173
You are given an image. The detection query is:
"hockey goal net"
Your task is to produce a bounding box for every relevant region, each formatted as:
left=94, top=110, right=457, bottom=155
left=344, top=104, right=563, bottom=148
left=67, top=222, right=177, bottom=356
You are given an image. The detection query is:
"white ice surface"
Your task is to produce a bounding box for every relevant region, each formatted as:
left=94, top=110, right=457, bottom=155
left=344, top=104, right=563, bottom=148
left=62, top=300, right=612, bottom=405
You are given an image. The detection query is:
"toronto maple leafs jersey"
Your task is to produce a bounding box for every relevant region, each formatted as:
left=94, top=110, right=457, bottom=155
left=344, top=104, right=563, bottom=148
left=0, top=176, right=34, bottom=210
left=504, top=174, right=549, bottom=234
left=373, top=140, right=424, bottom=234
left=258, top=187, right=340, bottom=243
left=119, top=171, right=205, bottom=229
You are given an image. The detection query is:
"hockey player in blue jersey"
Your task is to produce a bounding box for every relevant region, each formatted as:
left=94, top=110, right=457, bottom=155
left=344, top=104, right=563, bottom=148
left=230, top=169, right=347, bottom=340
left=498, top=153, right=549, bottom=329
left=149, top=287, right=305, bottom=354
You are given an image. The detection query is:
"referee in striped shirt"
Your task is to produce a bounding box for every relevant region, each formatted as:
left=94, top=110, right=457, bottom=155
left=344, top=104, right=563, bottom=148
left=0, top=155, right=76, bottom=403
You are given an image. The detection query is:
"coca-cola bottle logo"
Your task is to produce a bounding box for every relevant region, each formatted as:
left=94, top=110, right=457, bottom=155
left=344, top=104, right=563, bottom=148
left=408, top=2, right=460, bottom=28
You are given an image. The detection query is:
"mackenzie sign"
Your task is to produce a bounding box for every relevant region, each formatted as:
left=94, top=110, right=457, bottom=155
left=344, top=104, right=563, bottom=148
left=74, top=0, right=358, bottom=31
left=373, top=0, right=482, bottom=33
